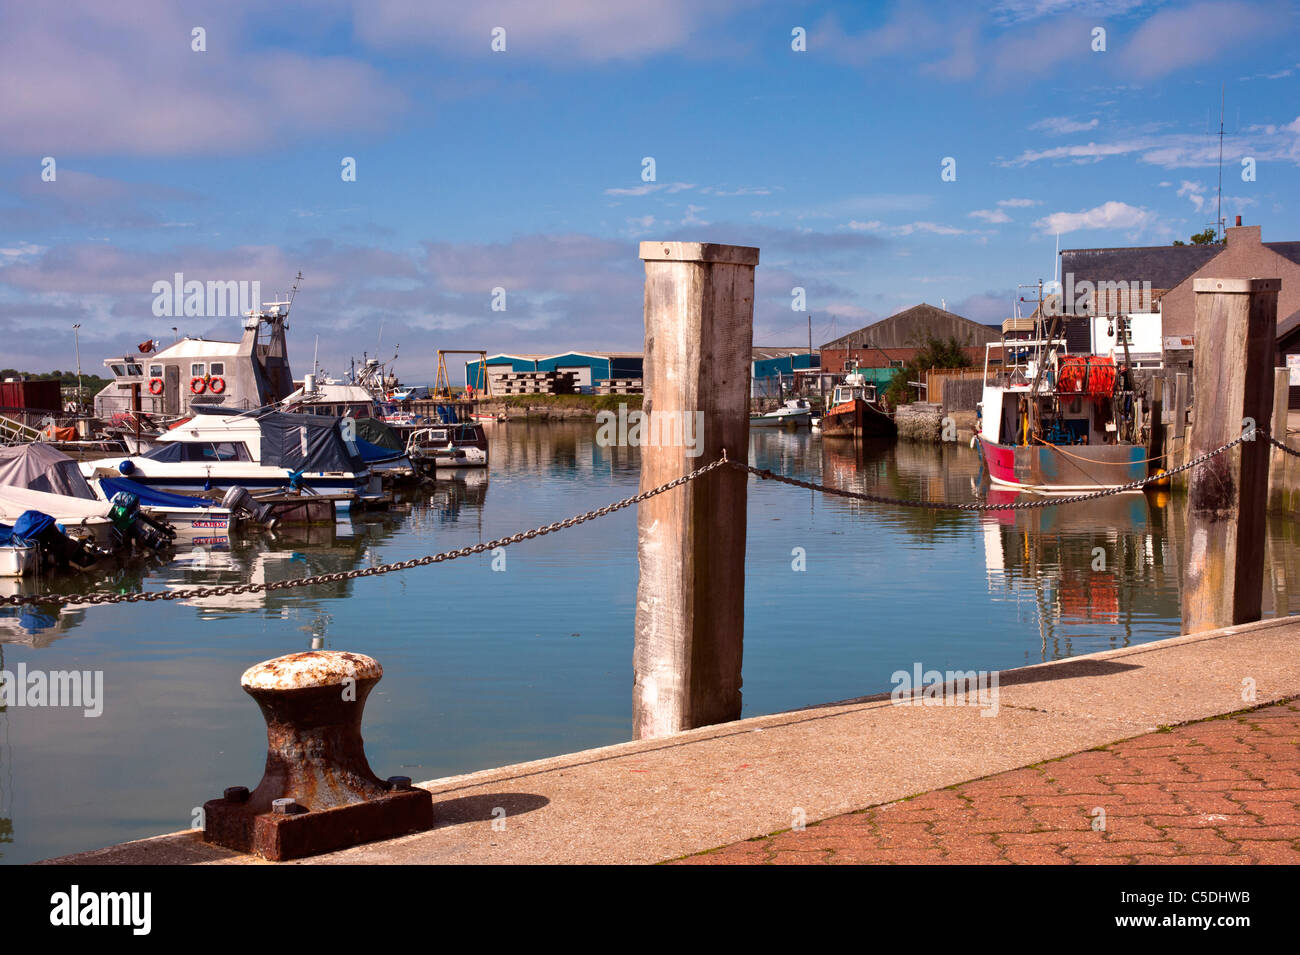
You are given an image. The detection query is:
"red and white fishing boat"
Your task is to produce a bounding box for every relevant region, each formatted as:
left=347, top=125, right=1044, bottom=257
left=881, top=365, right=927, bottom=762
left=975, top=329, right=1154, bottom=494
left=819, top=372, right=896, bottom=439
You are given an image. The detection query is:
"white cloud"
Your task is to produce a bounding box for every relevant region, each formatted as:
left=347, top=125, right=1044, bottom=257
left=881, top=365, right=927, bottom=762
left=850, top=219, right=975, bottom=236
left=969, top=209, right=1012, bottom=223
left=604, top=182, right=696, bottom=196
left=1177, top=180, right=1207, bottom=212
left=998, top=198, right=1041, bottom=207
left=1035, top=201, right=1153, bottom=234
left=0, top=242, right=47, bottom=259
left=1031, top=116, right=1100, bottom=135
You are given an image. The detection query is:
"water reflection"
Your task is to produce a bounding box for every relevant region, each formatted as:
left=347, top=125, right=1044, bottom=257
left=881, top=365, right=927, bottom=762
left=0, top=473, right=489, bottom=637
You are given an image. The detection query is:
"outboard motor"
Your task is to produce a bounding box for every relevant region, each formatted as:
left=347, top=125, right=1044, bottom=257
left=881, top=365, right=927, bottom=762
left=222, top=485, right=277, bottom=527
left=108, top=490, right=174, bottom=553
left=12, top=510, right=105, bottom=571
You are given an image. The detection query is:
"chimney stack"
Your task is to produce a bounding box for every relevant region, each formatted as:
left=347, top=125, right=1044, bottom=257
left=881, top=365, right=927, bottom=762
left=1235, top=215, right=1242, bottom=227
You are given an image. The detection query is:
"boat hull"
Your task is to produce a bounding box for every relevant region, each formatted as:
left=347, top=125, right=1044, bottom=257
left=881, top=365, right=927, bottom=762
left=0, top=544, right=37, bottom=578
left=749, top=411, right=812, bottom=428
left=820, top=399, right=896, bottom=439
left=980, top=439, right=1146, bottom=493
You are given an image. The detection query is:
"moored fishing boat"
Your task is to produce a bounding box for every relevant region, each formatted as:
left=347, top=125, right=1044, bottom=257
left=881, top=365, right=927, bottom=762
left=975, top=334, right=1153, bottom=493
left=820, top=372, right=896, bottom=438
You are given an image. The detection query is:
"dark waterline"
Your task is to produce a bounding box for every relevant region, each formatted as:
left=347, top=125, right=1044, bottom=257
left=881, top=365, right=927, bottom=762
left=1, top=422, right=1297, bottom=864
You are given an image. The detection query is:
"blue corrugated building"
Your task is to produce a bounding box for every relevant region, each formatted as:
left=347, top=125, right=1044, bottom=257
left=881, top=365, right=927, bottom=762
left=465, top=351, right=643, bottom=393
left=751, top=347, right=820, bottom=397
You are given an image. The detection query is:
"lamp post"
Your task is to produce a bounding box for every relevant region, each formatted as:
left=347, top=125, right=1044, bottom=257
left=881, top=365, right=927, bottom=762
left=72, top=323, right=82, bottom=412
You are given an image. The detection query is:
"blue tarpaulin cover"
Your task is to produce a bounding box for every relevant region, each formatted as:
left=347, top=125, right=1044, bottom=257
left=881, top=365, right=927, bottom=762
left=96, top=476, right=216, bottom=509
left=0, top=522, right=11, bottom=545
left=12, top=510, right=55, bottom=541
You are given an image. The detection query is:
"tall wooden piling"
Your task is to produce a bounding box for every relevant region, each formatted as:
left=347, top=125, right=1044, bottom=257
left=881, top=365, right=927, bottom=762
left=633, top=241, right=758, bottom=739
left=1181, top=278, right=1279, bottom=634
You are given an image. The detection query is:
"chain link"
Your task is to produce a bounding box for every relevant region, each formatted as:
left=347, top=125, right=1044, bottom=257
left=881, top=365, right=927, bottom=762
left=731, top=427, right=1278, bottom=511
left=6, top=426, right=1298, bottom=609
left=1, top=455, right=731, bottom=608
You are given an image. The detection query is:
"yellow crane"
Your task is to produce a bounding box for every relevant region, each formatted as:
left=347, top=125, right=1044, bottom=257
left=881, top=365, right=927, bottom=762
left=434, top=350, right=489, bottom=398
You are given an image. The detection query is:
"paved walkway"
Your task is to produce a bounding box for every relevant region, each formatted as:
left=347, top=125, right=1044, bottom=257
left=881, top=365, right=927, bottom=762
left=46, top=616, right=1300, bottom=865
left=674, top=699, right=1300, bottom=864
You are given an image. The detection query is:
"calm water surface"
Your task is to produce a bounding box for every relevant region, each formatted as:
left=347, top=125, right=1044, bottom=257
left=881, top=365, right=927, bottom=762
left=2, top=422, right=1298, bottom=863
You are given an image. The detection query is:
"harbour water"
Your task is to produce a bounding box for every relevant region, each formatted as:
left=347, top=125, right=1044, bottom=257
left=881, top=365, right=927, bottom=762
left=2, top=422, right=1298, bottom=864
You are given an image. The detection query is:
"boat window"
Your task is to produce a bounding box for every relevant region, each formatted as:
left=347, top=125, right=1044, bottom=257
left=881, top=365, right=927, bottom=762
left=178, top=441, right=251, bottom=462
left=148, top=364, right=163, bottom=378
left=191, top=363, right=206, bottom=377
left=210, top=362, right=225, bottom=376
left=142, top=442, right=185, bottom=462
left=126, top=363, right=143, bottom=376
left=110, top=363, right=127, bottom=377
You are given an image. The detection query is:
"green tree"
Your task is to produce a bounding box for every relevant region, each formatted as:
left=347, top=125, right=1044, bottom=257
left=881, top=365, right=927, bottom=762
left=885, top=335, right=972, bottom=405
left=1173, top=228, right=1222, bottom=246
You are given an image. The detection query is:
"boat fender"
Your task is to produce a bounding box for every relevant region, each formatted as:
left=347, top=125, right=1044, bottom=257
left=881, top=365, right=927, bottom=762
left=208, top=376, right=225, bottom=395
left=190, top=377, right=207, bottom=394
left=118, top=459, right=135, bottom=475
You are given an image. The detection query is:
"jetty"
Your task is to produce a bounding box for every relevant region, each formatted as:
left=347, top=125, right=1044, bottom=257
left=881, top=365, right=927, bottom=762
left=43, top=616, right=1300, bottom=865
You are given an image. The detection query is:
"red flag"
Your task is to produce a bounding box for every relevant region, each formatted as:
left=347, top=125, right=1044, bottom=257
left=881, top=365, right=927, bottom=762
left=138, top=339, right=155, bottom=353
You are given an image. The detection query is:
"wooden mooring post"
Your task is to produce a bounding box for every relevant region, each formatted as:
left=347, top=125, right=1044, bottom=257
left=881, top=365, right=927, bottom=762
left=633, top=241, right=758, bottom=739
left=1181, top=278, right=1280, bottom=634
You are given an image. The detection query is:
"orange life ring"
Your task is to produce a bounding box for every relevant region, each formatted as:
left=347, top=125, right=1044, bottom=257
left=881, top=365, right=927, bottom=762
left=148, top=378, right=164, bottom=395
left=190, top=377, right=206, bottom=394
left=208, top=376, right=226, bottom=394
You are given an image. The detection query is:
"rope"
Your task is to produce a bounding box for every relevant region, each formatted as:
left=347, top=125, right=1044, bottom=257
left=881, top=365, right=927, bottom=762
left=1031, top=434, right=1167, bottom=467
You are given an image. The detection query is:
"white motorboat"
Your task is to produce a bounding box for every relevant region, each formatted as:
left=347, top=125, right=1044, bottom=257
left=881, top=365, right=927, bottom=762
left=80, top=407, right=383, bottom=507
left=0, top=485, right=115, bottom=547
left=407, top=420, right=489, bottom=469
left=750, top=398, right=813, bottom=428
left=88, top=475, right=235, bottom=538
left=0, top=542, right=37, bottom=577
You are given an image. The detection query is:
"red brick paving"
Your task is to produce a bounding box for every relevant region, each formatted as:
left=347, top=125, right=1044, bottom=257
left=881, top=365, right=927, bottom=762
left=671, top=700, right=1300, bottom=864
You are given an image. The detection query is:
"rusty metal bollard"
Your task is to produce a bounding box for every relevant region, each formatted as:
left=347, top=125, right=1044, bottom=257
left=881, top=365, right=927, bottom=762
left=202, top=650, right=433, bottom=861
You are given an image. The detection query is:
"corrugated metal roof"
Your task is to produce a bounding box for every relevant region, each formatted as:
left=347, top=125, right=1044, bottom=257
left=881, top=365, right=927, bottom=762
left=821, top=303, right=1000, bottom=350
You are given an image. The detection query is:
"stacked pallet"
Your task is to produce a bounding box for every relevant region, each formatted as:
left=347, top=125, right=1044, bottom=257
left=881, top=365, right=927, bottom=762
left=595, top=378, right=643, bottom=395
left=487, top=371, right=578, bottom=395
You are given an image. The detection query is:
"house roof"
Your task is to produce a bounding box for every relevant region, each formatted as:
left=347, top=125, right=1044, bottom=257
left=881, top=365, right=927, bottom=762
left=1059, top=245, right=1223, bottom=289
left=820, top=303, right=1000, bottom=350
left=1265, top=242, right=1300, bottom=267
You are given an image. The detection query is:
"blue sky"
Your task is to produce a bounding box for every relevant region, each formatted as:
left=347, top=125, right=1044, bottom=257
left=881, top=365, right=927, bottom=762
left=1, top=0, right=1297, bottom=382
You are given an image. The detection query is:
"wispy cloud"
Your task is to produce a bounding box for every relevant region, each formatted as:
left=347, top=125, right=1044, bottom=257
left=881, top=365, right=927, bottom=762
left=604, top=182, right=696, bottom=196
left=1031, top=116, right=1100, bottom=135
left=969, top=209, right=1012, bottom=223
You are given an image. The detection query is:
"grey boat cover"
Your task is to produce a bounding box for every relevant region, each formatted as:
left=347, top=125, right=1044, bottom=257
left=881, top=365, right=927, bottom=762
left=0, top=443, right=98, bottom=500
left=257, top=412, right=365, bottom=473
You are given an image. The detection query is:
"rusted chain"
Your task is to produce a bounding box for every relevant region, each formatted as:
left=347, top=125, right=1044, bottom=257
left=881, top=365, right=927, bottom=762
left=731, top=429, right=1265, bottom=511
left=1, top=455, right=732, bottom=608
left=6, top=425, right=1297, bottom=610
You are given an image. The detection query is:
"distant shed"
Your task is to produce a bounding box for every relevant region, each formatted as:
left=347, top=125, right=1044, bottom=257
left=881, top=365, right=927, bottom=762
left=466, top=351, right=643, bottom=393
